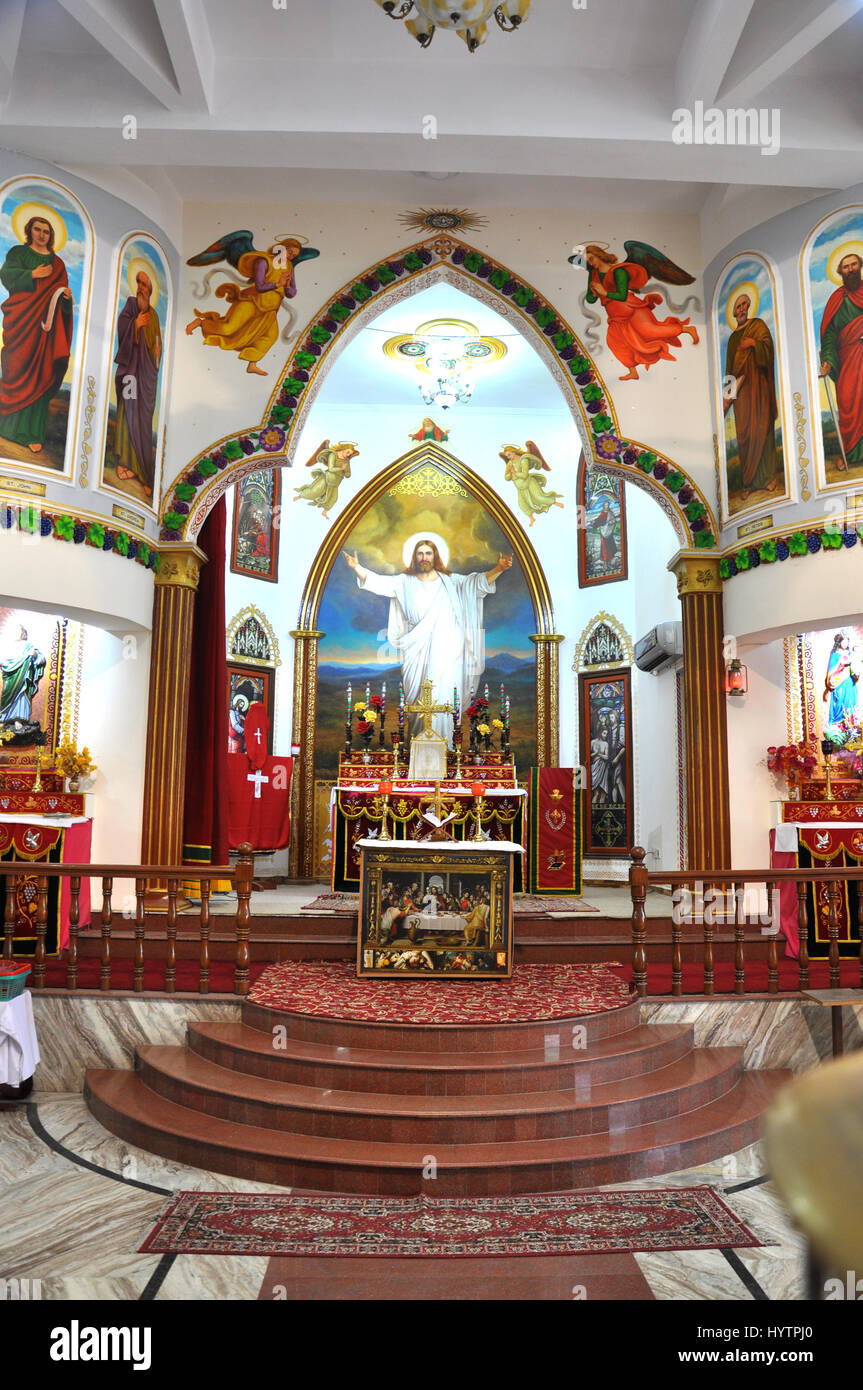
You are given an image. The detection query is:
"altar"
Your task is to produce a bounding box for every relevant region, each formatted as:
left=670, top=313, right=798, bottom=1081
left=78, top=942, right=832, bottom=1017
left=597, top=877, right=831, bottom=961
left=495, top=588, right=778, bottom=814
left=356, top=836, right=522, bottom=978
left=769, top=780, right=863, bottom=959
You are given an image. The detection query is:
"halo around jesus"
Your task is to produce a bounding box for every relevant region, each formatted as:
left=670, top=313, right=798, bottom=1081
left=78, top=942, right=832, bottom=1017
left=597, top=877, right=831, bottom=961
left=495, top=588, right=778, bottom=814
left=402, top=531, right=450, bottom=569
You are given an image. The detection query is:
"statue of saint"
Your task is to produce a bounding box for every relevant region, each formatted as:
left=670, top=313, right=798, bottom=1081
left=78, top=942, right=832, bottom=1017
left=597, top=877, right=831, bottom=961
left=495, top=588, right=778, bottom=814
left=0, top=625, right=47, bottom=725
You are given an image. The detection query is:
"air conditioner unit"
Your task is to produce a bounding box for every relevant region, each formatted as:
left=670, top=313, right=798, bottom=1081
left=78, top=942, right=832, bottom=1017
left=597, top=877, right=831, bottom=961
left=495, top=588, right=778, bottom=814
left=634, top=622, right=683, bottom=675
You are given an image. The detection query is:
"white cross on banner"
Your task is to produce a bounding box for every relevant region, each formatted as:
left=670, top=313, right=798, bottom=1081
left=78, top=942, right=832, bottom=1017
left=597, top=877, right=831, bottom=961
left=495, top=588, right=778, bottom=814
left=247, top=769, right=269, bottom=799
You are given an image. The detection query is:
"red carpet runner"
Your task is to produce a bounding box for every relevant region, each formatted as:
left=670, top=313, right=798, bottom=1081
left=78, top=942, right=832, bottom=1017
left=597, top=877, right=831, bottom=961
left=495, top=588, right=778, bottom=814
left=140, top=1188, right=760, bottom=1258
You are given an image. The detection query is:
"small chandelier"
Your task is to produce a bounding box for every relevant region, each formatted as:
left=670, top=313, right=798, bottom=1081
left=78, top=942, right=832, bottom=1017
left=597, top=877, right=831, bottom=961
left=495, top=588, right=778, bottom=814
left=374, top=0, right=530, bottom=52
left=383, top=317, right=506, bottom=410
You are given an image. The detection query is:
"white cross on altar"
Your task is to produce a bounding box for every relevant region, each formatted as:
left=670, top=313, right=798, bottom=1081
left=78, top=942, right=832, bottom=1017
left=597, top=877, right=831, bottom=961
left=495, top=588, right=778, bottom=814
left=253, top=728, right=263, bottom=745
left=247, top=769, right=269, bottom=799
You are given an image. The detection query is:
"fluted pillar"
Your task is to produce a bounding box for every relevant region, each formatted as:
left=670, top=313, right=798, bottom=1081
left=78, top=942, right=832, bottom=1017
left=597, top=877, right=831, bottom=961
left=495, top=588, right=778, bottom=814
left=289, top=628, right=325, bottom=878
left=140, top=544, right=206, bottom=866
left=530, top=633, right=564, bottom=767
left=668, top=552, right=731, bottom=870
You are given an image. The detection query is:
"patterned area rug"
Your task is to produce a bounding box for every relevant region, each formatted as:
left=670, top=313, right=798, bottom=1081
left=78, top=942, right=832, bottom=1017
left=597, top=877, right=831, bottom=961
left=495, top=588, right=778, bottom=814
left=248, top=961, right=630, bottom=1022
left=302, top=892, right=599, bottom=916
left=140, top=1188, right=760, bottom=1258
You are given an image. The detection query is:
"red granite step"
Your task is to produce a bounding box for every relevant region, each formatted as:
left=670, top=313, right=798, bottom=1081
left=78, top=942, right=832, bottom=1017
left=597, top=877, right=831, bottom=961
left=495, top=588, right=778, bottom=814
left=135, top=1042, right=744, bottom=1144
left=83, top=1066, right=790, bottom=1195
left=187, top=1018, right=696, bottom=1095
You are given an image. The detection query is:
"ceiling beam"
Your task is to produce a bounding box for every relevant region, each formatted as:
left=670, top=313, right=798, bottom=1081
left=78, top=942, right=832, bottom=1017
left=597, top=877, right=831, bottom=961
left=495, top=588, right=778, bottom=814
left=0, top=0, right=27, bottom=108
left=718, top=0, right=863, bottom=106
left=675, top=0, right=756, bottom=109
left=56, top=0, right=182, bottom=109
left=152, top=0, right=214, bottom=113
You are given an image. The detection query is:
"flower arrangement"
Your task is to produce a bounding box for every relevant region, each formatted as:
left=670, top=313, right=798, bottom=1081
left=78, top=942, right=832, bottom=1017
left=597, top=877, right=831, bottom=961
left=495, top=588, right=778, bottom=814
left=55, top=739, right=97, bottom=788
left=766, top=741, right=817, bottom=795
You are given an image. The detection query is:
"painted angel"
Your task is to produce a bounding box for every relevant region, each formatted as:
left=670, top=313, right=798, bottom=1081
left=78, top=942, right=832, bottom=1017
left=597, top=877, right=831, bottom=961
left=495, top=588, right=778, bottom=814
left=499, top=442, right=564, bottom=526
left=568, top=240, right=698, bottom=380
left=185, top=230, right=319, bottom=375
left=294, top=439, right=360, bottom=519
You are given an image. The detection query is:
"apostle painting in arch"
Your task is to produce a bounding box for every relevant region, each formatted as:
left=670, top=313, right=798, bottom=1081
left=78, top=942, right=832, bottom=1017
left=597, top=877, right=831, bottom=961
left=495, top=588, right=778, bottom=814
left=0, top=212, right=73, bottom=456
left=343, top=533, right=512, bottom=740
left=722, top=289, right=781, bottom=501
left=823, top=632, right=861, bottom=737
left=819, top=250, right=863, bottom=470
left=569, top=240, right=698, bottom=381
left=112, top=267, right=162, bottom=498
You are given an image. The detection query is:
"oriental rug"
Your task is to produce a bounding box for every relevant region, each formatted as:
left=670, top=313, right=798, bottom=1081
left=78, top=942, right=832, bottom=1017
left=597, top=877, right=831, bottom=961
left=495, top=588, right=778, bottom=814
left=248, top=961, right=630, bottom=1022
left=140, top=1188, right=760, bottom=1258
left=301, top=892, right=599, bottom=915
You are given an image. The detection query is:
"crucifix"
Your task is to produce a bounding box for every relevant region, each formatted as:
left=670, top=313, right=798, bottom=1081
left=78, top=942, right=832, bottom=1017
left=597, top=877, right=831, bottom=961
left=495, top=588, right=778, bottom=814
left=419, top=780, right=451, bottom=822
left=405, top=679, right=453, bottom=737
left=247, top=769, right=269, bottom=799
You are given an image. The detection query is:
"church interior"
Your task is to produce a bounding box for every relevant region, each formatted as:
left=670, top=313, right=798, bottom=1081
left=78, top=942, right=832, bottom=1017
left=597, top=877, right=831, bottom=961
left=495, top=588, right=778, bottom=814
left=1, top=0, right=863, bottom=1325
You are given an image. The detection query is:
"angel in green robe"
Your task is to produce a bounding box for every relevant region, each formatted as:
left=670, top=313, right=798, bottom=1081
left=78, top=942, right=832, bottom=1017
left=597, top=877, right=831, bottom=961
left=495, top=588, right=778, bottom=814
left=499, top=442, right=564, bottom=526
left=294, top=439, right=360, bottom=519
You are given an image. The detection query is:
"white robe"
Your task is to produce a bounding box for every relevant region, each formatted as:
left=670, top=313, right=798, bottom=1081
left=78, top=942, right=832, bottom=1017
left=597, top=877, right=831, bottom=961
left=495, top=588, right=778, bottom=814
left=358, top=568, right=495, bottom=740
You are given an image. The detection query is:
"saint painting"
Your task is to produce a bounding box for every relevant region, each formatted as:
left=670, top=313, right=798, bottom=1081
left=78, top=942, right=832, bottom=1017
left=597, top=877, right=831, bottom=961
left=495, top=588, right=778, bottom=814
left=499, top=442, right=564, bottom=527
left=714, top=254, right=787, bottom=517
left=823, top=632, right=861, bottom=740
left=804, top=208, right=863, bottom=485
left=580, top=672, right=633, bottom=857
left=578, top=460, right=627, bottom=586
left=569, top=239, right=698, bottom=381
left=231, top=469, right=281, bottom=582
left=101, top=235, right=171, bottom=506
left=0, top=179, right=91, bottom=474
left=344, top=534, right=513, bottom=741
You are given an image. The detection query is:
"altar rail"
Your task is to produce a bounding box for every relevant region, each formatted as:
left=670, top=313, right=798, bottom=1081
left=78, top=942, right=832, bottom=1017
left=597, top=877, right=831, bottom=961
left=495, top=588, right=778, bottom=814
left=629, top=846, right=863, bottom=997
left=1, top=845, right=254, bottom=996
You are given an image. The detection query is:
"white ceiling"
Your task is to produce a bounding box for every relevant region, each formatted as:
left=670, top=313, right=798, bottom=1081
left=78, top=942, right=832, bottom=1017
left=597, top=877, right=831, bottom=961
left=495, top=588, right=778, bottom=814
left=313, top=282, right=567, bottom=412
left=2, top=0, right=862, bottom=250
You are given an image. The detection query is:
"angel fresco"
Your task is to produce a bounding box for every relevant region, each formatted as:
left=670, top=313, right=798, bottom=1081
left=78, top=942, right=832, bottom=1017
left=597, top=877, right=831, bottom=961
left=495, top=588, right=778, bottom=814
left=294, top=439, right=360, bottom=520
left=499, top=442, right=564, bottom=526
left=568, top=241, right=698, bottom=381
left=185, top=230, right=319, bottom=375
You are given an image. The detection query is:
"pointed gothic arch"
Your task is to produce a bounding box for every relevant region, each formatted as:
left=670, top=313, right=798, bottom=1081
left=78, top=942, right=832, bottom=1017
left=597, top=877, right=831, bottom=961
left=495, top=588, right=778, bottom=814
left=289, top=441, right=562, bottom=876
left=162, top=235, right=718, bottom=552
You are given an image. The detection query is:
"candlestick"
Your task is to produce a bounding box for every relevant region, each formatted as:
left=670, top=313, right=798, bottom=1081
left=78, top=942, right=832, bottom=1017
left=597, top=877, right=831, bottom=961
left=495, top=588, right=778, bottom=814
left=378, top=781, right=392, bottom=840
left=470, top=782, right=485, bottom=842
left=365, top=682, right=370, bottom=704
left=347, top=682, right=352, bottom=720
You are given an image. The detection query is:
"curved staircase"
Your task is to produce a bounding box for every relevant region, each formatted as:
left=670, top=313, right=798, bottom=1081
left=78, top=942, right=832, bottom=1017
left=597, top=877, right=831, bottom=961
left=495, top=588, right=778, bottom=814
left=84, top=999, right=790, bottom=1194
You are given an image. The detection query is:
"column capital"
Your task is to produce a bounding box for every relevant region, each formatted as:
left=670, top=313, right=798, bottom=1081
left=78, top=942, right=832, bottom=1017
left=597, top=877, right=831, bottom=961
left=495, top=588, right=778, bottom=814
left=289, top=629, right=326, bottom=641
left=529, top=633, right=565, bottom=644
left=667, top=550, right=723, bottom=597
left=155, top=543, right=207, bottom=590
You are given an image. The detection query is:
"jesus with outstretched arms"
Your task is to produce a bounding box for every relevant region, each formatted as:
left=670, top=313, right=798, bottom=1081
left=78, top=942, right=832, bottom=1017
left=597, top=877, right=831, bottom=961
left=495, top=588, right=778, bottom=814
left=343, top=537, right=512, bottom=741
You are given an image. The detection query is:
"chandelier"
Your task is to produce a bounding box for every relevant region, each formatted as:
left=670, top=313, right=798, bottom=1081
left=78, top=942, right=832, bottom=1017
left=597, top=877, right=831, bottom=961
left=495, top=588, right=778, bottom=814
left=374, top=1, right=530, bottom=52
left=383, top=317, right=507, bottom=410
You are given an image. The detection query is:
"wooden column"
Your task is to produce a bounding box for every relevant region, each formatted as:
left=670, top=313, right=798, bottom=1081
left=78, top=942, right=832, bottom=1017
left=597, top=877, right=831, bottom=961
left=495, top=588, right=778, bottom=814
left=668, top=552, right=731, bottom=871
left=289, top=627, right=325, bottom=879
left=140, top=543, right=206, bottom=867
left=530, top=633, right=564, bottom=766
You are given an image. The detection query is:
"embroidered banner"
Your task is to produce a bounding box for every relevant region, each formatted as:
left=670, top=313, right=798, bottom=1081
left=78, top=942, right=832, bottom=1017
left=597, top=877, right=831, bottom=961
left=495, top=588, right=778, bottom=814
left=227, top=753, right=293, bottom=852
left=527, top=767, right=582, bottom=895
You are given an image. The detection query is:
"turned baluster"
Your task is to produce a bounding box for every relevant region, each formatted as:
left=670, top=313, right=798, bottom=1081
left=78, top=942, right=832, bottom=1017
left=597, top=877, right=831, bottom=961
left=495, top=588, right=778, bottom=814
left=825, top=879, right=841, bottom=990
left=66, top=874, right=81, bottom=990
left=133, top=878, right=146, bottom=993
left=165, top=878, right=178, bottom=994
left=629, top=846, right=648, bottom=998
left=3, top=874, right=15, bottom=959
left=33, top=873, right=48, bottom=989
left=100, top=876, right=113, bottom=992
left=733, top=880, right=745, bottom=995
left=671, top=887, right=682, bottom=997
left=702, top=879, right=715, bottom=996
left=796, top=881, right=810, bottom=991
left=765, top=879, right=778, bottom=994
left=234, top=843, right=254, bottom=997
left=199, top=879, right=211, bottom=995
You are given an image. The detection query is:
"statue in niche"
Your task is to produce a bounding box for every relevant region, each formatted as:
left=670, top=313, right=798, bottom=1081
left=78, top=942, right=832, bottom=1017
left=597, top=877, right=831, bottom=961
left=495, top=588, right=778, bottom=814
left=0, top=624, right=46, bottom=739
left=499, top=442, right=564, bottom=526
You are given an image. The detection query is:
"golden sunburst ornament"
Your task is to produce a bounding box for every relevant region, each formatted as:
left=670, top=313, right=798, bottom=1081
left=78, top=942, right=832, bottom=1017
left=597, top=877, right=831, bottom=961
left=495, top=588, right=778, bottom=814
left=398, top=207, right=488, bottom=234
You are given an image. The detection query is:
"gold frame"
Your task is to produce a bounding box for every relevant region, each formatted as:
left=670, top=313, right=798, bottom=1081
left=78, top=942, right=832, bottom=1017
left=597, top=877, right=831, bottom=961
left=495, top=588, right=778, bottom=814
left=357, top=845, right=514, bottom=979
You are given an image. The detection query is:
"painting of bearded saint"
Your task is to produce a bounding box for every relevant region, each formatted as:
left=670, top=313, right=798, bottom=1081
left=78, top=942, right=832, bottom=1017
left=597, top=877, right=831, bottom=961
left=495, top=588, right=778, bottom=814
left=804, top=208, right=863, bottom=485
left=101, top=235, right=171, bottom=505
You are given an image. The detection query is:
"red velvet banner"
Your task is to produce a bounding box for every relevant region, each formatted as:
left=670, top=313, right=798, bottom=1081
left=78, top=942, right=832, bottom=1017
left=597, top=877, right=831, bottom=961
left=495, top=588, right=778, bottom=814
left=183, top=497, right=230, bottom=868
left=227, top=754, right=293, bottom=852
left=527, top=767, right=582, bottom=895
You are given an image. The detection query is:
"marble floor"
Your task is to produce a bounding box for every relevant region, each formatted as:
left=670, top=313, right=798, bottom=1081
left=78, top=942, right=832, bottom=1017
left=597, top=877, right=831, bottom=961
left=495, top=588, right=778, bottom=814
left=0, top=1091, right=804, bottom=1301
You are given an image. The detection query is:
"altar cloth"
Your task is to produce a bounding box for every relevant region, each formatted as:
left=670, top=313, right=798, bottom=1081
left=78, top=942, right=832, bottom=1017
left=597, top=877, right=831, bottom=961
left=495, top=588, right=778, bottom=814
left=0, top=991, right=39, bottom=1086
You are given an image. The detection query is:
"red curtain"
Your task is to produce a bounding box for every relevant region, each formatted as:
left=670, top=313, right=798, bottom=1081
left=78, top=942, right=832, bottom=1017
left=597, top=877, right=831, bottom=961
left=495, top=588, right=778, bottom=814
left=182, top=497, right=229, bottom=869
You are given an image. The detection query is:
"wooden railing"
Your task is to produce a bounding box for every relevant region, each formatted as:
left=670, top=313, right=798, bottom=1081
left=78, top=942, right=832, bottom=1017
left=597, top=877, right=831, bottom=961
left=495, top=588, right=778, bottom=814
left=629, top=845, right=863, bottom=997
left=1, top=844, right=254, bottom=996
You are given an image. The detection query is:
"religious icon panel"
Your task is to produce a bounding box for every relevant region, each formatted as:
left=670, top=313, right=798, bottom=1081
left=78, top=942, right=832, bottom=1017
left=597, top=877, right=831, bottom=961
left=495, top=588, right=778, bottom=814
left=0, top=177, right=93, bottom=478
left=579, top=670, right=633, bottom=857
left=801, top=205, right=863, bottom=489
left=227, top=663, right=274, bottom=756
left=578, top=459, right=627, bottom=587
left=100, top=232, right=172, bottom=509
left=357, top=844, right=514, bottom=979
left=713, top=252, right=788, bottom=519
left=230, top=468, right=281, bottom=582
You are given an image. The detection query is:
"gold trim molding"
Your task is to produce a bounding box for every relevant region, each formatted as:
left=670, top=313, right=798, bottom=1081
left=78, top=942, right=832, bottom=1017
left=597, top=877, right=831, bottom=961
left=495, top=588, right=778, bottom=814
left=668, top=551, right=724, bottom=597
left=227, top=603, right=282, bottom=667
left=155, top=543, right=207, bottom=590
left=573, top=611, right=634, bottom=671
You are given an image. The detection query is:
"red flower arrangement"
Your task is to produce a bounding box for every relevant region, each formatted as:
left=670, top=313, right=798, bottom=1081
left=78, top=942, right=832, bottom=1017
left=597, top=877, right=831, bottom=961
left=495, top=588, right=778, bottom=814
left=766, top=741, right=818, bottom=790
left=368, top=694, right=384, bottom=711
